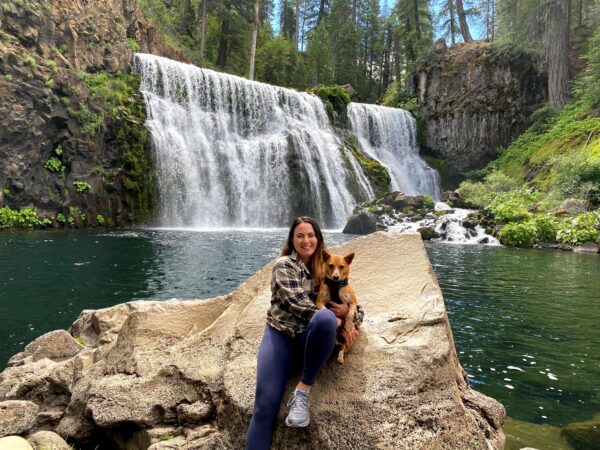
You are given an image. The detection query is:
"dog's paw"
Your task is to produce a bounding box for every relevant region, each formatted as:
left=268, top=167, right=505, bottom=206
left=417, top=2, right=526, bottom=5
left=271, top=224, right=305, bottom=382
left=337, top=351, right=345, bottom=364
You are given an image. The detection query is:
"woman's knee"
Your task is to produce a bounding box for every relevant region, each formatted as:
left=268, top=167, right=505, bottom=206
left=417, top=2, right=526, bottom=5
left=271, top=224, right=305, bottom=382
left=310, top=308, right=338, bottom=333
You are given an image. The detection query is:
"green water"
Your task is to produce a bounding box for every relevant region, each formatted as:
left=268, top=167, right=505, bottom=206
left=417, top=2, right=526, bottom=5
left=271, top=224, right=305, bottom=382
left=1, top=230, right=599, bottom=448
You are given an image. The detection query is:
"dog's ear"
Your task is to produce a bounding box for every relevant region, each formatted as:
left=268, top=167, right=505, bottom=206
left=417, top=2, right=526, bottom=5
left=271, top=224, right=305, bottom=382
left=322, top=249, right=331, bottom=261
left=344, top=253, right=355, bottom=265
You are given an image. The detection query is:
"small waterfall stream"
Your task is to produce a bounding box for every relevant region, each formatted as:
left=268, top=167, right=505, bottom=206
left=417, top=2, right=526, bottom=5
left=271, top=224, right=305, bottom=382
left=135, top=53, right=440, bottom=228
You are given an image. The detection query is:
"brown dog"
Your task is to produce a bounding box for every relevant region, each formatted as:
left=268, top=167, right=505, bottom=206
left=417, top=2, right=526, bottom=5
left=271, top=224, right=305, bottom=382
left=315, top=249, right=357, bottom=364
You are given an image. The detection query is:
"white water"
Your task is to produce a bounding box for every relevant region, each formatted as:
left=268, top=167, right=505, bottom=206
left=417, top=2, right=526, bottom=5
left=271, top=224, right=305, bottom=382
left=135, top=53, right=440, bottom=228
left=348, top=103, right=441, bottom=199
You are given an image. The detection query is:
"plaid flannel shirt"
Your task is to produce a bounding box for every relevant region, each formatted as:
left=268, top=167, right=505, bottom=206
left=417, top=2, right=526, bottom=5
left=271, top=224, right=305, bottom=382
left=266, top=251, right=364, bottom=338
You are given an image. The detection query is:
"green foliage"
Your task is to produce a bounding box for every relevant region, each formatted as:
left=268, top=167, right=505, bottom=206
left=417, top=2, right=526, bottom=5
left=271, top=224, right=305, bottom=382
left=2, top=188, right=9, bottom=195
left=424, top=195, right=435, bottom=208
left=46, top=59, right=57, bottom=73
left=0, top=207, right=45, bottom=229
left=458, top=171, right=520, bottom=208
left=381, top=81, right=418, bottom=112
left=498, top=221, right=538, bottom=247
left=127, top=38, right=140, bottom=53
left=159, top=435, right=173, bottom=441
left=96, top=214, right=105, bottom=225
left=67, top=102, right=104, bottom=135
left=535, top=215, right=560, bottom=243
left=56, top=213, right=66, bottom=223
left=4, top=74, right=12, bottom=81
left=256, top=35, right=292, bottom=86
left=346, top=138, right=391, bottom=197
left=484, top=190, right=534, bottom=224
left=573, top=25, right=600, bottom=108
left=14, top=0, right=23, bottom=6
left=75, top=336, right=87, bottom=346
left=2, top=3, right=10, bottom=13
left=556, top=212, right=600, bottom=245
left=73, top=180, right=91, bottom=193
left=44, top=157, right=65, bottom=177
left=20, top=51, right=36, bottom=67
left=554, top=155, right=600, bottom=205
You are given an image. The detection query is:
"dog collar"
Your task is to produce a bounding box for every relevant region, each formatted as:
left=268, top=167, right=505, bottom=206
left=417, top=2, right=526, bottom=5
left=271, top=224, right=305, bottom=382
left=325, top=278, right=348, bottom=304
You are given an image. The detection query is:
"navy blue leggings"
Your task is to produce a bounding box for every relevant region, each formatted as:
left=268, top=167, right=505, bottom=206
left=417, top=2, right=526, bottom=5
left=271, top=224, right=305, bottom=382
left=245, top=308, right=338, bottom=450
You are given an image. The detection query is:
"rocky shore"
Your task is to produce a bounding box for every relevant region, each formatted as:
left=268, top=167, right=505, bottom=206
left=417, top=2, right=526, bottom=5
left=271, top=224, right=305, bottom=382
left=0, top=233, right=505, bottom=449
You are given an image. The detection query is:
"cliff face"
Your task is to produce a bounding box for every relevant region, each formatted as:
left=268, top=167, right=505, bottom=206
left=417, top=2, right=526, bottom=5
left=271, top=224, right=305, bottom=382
left=0, top=233, right=505, bottom=449
left=409, top=41, right=547, bottom=181
left=0, top=0, right=186, bottom=225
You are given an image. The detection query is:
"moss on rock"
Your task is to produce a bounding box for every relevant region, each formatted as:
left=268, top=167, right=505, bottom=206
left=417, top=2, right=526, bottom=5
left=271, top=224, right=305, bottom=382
left=309, top=84, right=351, bottom=128
left=561, top=414, right=600, bottom=450
left=345, top=137, right=391, bottom=198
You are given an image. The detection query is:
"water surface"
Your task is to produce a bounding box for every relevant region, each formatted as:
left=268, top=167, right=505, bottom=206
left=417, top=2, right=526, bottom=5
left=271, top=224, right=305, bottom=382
left=1, top=229, right=599, bottom=447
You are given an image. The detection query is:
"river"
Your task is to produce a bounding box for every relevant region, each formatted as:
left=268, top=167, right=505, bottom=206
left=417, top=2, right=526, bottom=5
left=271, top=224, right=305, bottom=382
left=1, top=229, right=598, bottom=448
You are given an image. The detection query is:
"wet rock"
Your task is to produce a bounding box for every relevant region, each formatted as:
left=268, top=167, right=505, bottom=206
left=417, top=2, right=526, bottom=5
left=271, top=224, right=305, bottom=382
left=478, top=237, right=490, bottom=244
left=561, top=414, right=600, bottom=450
left=573, top=242, right=599, bottom=254
left=418, top=227, right=439, bottom=240
left=0, top=401, right=38, bottom=437
left=342, top=212, right=378, bottom=235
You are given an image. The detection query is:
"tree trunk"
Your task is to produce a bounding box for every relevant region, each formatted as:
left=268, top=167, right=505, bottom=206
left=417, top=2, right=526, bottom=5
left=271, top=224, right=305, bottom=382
left=295, top=0, right=300, bottom=51
left=249, top=0, right=260, bottom=80
left=317, top=0, right=326, bottom=24
left=456, top=0, right=473, bottom=42
left=216, top=16, right=230, bottom=68
left=182, top=0, right=193, bottom=35
left=449, top=0, right=456, bottom=45
left=413, top=0, right=421, bottom=39
left=199, top=0, right=207, bottom=64
left=547, top=0, right=570, bottom=111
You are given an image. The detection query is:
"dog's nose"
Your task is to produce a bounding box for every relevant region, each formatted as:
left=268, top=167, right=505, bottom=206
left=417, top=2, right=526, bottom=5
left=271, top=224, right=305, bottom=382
left=333, top=274, right=339, bottom=280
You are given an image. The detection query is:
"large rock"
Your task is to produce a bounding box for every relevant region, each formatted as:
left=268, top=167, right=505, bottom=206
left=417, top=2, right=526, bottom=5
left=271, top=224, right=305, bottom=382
left=342, top=212, right=378, bottom=234
left=0, top=401, right=38, bottom=437
left=0, top=233, right=505, bottom=449
left=0, top=436, right=32, bottom=450
left=27, top=431, right=71, bottom=450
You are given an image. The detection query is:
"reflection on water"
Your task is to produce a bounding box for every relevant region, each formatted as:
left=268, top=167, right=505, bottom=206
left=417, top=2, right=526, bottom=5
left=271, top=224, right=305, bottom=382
left=1, top=230, right=599, bottom=448
left=426, top=243, right=600, bottom=428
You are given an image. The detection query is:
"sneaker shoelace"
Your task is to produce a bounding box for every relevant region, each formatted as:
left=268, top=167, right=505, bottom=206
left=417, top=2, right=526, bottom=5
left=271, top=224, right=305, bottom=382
left=288, top=391, right=309, bottom=409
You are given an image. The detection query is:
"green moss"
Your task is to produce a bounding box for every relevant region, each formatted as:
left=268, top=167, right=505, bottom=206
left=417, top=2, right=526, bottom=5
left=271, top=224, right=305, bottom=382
left=421, top=155, right=458, bottom=191
left=345, top=137, right=390, bottom=197
left=309, top=84, right=351, bottom=127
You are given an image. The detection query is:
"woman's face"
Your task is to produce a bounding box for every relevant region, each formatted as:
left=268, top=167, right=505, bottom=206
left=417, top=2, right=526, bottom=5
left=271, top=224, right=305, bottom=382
left=293, top=222, right=318, bottom=264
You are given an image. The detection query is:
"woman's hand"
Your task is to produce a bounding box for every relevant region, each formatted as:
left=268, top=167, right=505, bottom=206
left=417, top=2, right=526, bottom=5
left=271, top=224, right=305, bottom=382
left=329, top=301, right=349, bottom=319
left=342, top=324, right=358, bottom=346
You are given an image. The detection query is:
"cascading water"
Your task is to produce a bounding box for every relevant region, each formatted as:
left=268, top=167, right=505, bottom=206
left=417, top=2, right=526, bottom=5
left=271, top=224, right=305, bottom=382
left=134, top=53, right=440, bottom=228
left=348, top=103, right=441, bottom=199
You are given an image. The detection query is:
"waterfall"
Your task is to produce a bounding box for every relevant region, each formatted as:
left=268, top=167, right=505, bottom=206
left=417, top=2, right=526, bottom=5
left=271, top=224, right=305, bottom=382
left=134, top=53, right=440, bottom=229
left=348, top=103, right=441, bottom=199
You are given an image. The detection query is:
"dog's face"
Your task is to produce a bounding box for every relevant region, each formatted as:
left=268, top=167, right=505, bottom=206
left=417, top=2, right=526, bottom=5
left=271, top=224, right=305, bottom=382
left=322, top=249, right=355, bottom=281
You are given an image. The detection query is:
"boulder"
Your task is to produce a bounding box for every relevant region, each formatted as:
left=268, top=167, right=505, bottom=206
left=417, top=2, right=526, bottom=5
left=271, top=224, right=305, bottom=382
left=0, top=233, right=505, bottom=449
left=573, top=242, right=599, bottom=254
left=0, top=436, right=32, bottom=450
left=27, top=431, right=71, bottom=450
left=0, top=401, right=38, bottom=437
left=8, top=330, right=83, bottom=366
left=342, top=212, right=378, bottom=235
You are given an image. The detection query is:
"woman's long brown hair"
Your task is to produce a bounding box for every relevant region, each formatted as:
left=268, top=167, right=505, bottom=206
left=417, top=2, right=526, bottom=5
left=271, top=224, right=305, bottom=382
left=280, top=216, right=325, bottom=289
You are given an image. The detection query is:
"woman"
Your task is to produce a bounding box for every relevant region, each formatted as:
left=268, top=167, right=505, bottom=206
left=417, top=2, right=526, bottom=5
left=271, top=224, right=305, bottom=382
left=245, top=217, right=362, bottom=450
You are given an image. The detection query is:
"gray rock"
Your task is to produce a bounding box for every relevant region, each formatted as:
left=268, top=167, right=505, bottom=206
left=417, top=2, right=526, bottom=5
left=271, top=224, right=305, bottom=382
left=0, top=401, right=38, bottom=437
left=573, top=242, right=599, bottom=253
left=418, top=227, right=439, bottom=240
left=27, top=431, right=71, bottom=450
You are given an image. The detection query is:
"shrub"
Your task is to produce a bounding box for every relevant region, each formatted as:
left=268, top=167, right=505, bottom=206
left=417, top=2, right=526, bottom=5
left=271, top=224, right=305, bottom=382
left=554, top=156, right=600, bottom=205
left=127, top=38, right=140, bottom=53
left=2, top=3, right=10, bottom=13
left=457, top=180, right=489, bottom=208
left=73, top=180, right=91, bottom=193
left=484, top=190, right=535, bottom=223
left=4, top=74, right=12, bottom=81
left=556, top=212, right=600, bottom=245
left=535, top=215, right=560, bottom=242
left=0, top=206, right=41, bottom=229
left=498, top=221, right=538, bottom=247
left=56, top=213, right=66, bottom=223
left=96, top=214, right=105, bottom=225
left=424, top=195, right=435, bottom=209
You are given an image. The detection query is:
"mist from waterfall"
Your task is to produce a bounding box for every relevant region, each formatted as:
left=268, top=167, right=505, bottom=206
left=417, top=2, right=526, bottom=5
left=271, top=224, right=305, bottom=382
left=348, top=103, right=441, bottom=199
left=135, top=53, right=440, bottom=229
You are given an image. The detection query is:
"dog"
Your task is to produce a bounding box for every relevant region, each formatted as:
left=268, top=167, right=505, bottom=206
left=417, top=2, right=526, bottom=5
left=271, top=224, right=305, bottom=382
left=315, top=249, right=357, bottom=364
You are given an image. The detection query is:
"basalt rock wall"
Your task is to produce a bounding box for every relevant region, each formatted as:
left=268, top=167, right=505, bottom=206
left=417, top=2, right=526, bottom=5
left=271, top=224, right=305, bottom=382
left=409, top=41, right=547, bottom=182
left=0, top=0, right=187, bottom=225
